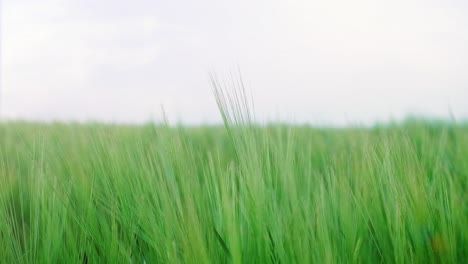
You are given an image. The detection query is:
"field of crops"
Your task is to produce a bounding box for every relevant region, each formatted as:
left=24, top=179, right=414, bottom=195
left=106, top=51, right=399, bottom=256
left=0, top=92, right=467, bottom=263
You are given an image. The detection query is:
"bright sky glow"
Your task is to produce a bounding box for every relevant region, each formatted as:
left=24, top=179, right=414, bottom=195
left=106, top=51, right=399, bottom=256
left=2, top=0, right=468, bottom=125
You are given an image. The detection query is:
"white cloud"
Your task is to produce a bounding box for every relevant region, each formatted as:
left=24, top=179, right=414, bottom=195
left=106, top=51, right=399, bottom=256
left=2, top=0, right=467, bottom=124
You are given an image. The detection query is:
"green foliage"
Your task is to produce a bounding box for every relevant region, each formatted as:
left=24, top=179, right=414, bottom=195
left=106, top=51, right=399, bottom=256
left=0, top=95, right=466, bottom=262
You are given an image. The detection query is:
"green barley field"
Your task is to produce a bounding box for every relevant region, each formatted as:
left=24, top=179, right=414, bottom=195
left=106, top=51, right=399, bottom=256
left=0, top=89, right=467, bottom=263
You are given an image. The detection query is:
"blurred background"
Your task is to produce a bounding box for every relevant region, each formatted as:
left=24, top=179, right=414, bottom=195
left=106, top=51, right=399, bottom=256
left=1, top=0, right=467, bottom=125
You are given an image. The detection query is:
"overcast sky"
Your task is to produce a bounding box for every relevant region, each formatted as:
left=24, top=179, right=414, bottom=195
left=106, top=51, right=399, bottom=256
left=2, top=0, right=468, bottom=125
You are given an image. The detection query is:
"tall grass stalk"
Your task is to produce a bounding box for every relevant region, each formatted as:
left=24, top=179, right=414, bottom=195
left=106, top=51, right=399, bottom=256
left=0, top=79, right=466, bottom=263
